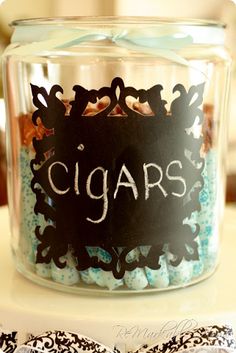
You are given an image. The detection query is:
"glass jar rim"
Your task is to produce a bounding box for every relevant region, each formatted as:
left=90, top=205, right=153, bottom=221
left=5, top=15, right=226, bottom=57
left=11, top=16, right=226, bottom=28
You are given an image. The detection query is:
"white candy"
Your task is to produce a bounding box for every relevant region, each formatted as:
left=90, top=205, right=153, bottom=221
left=36, top=263, right=52, bottom=278
left=183, top=213, right=204, bottom=279
left=80, top=270, right=95, bottom=285
left=20, top=147, right=49, bottom=266
left=124, top=268, right=148, bottom=290
left=102, top=271, right=124, bottom=290
left=20, top=147, right=220, bottom=291
left=87, top=247, right=124, bottom=290
left=88, top=268, right=106, bottom=287
left=197, top=151, right=219, bottom=272
left=89, top=268, right=124, bottom=290
left=51, top=262, right=79, bottom=286
left=145, top=255, right=170, bottom=288
left=51, top=252, right=79, bottom=286
left=191, top=236, right=204, bottom=278
left=139, top=246, right=170, bottom=288
left=167, top=254, right=193, bottom=286
left=124, top=248, right=148, bottom=290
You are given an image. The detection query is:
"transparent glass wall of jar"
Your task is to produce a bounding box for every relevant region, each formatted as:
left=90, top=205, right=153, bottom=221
left=2, top=17, right=231, bottom=293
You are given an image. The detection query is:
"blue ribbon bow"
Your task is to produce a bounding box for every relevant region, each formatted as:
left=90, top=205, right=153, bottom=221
left=4, top=27, right=193, bottom=66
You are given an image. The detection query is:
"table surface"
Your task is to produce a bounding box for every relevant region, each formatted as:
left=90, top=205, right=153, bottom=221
left=1, top=205, right=236, bottom=348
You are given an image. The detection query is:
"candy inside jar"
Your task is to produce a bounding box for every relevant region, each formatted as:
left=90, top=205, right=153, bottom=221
left=2, top=17, right=231, bottom=292
left=18, top=85, right=218, bottom=291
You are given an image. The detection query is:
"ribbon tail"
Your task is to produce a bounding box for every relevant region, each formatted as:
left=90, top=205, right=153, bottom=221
left=14, top=330, right=114, bottom=353
left=1, top=325, right=236, bottom=353
left=115, top=38, right=190, bottom=67
left=133, top=325, right=236, bottom=353
left=3, top=32, right=107, bottom=56
left=55, top=33, right=109, bottom=49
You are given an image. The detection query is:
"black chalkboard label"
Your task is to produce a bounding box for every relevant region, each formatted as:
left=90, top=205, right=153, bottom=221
left=30, top=77, right=205, bottom=279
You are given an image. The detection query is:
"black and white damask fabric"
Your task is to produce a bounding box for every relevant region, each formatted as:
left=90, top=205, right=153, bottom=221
left=15, top=330, right=113, bottom=353
left=0, top=325, right=234, bottom=353
left=133, top=325, right=236, bottom=353
left=0, top=331, right=17, bottom=353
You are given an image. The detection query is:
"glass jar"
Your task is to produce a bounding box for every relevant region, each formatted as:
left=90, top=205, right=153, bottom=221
left=2, top=17, right=231, bottom=293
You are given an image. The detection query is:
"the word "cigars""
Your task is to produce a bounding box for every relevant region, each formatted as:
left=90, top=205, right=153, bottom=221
left=48, top=159, right=186, bottom=224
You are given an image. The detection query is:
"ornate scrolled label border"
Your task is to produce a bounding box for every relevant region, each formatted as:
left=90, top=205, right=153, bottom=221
left=30, top=78, right=205, bottom=278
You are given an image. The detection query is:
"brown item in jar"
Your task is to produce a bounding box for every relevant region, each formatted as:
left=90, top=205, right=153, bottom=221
left=202, top=103, right=214, bottom=153
left=18, top=114, right=52, bottom=147
left=226, top=174, right=236, bottom=202
left=0, top=130, right=7, bottom=205
left=18, top=100, right=214, bottom=153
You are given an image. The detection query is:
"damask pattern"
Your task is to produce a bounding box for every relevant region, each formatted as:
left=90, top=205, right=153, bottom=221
left=133, top=325, right=236, bottom=353
left=0, top=331, right=18, bottom=353
left=9, top=325, right=235, bottom=353
left=15, top=330, right=113, bottom=353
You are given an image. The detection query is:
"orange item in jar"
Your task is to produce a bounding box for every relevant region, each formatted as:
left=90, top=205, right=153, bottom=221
left=19, top=114, right=50, bottom=147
